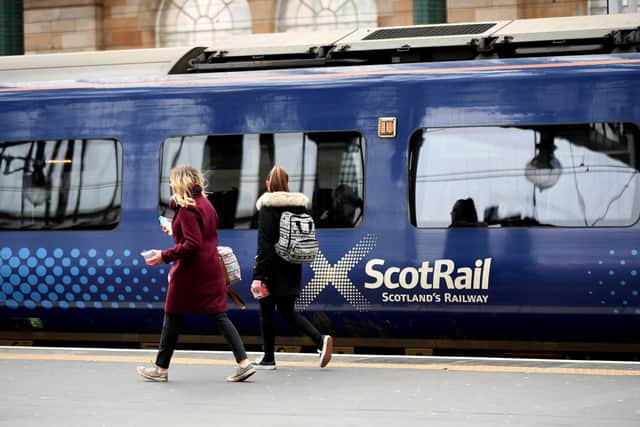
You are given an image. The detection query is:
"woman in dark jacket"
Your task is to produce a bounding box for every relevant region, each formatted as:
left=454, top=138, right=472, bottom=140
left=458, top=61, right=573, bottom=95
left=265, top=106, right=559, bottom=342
left=137, top=165, right=255, bottom=383
left=251, top=165, right=333, bottom=370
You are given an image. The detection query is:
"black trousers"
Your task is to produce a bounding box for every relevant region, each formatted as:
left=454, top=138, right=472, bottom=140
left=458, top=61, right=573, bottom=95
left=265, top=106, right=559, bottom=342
left=259, top=295, right=323, bottom=361
left=155, top=312, right=248, bottom=369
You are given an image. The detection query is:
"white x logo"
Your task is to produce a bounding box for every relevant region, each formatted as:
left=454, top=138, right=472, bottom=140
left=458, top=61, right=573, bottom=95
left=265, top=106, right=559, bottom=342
left=296, top=233, right=377, bottom=312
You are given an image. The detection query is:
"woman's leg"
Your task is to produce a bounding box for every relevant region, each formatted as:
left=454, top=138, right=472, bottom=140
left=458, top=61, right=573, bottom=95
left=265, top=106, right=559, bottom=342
left=258, top=297, right=277, bottom=362
left=275, top=296, right=322, bottom=347
left=156, top=313, right=184, bottom=369
left=210, top=313, right=257, bottom=382
left=210, top=312, right=248, bottom=363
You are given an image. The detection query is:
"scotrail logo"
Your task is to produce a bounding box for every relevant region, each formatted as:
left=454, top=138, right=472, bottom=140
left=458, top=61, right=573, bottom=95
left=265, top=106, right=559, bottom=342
left=296, top=233, right=377, bottom=312
left=297, top=233, right=492, bottom=311
left=364, top=258, right=492, bottom=290
left=365, top=257, right=492, bottom=304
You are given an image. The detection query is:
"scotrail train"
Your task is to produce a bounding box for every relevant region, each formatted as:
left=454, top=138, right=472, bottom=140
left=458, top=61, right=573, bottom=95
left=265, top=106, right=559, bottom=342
left=1, top=14, right=639, bottom=355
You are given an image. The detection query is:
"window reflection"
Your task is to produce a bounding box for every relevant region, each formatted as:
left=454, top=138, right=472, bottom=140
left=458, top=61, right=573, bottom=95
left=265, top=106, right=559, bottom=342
left=160, top=131, right=365, bottom=229
left=409, top=123, right=640, bottom=228
left=0, top=139, right=122, bottom=230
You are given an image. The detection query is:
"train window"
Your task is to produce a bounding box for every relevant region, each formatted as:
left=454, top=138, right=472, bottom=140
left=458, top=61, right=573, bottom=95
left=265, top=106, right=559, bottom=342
left=409, top=123, right=640, bottom=228
left=160, top=131, right=365, bottom=229
left=0, top=139, right=122, bottom=230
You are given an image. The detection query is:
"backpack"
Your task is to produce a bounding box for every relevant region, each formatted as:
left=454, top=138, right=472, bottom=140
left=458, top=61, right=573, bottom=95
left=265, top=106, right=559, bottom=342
left=274, top=211, right=319, bottom=264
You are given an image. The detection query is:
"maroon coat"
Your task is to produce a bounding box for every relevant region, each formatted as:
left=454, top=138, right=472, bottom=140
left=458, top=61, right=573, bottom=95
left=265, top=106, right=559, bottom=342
left=161, top=194, right=227, bottom=314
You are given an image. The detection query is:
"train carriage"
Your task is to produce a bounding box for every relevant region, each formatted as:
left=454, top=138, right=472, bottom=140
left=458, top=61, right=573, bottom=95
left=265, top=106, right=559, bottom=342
left=1, top=13, right=639, bottom=356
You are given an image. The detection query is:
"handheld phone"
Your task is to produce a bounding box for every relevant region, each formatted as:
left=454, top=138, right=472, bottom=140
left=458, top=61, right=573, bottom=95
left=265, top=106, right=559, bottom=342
left=158, top=216, right=172, bottom=229
left=252, top=282, right=270, bottom=300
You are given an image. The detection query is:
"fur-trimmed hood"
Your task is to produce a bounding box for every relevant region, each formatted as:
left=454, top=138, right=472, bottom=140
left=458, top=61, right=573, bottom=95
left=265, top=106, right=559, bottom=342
left=256, top=191, right=309, bottom=210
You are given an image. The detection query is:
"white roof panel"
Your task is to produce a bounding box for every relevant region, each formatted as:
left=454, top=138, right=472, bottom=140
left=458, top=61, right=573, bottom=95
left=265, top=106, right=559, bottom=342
left=0, top=47, right=193, bottom=83
left=205, top=29, right=357, bottom=57
left=335, top=21, right=511, bottom=51
left=494, top=13, right=640, bottom=42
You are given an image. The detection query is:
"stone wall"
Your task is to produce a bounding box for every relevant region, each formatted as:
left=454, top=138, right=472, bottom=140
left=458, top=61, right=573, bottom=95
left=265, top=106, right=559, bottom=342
left=378, top=0, right=414, bottom=27
left=23, top=0, right=590, bottom=54
left=102, top=0, right=154, bottom=49
left=448, top=0, right=587, bottom=22
left=519, top=0, right=587, bottom=18
left=588, top=0, right=608, bottom=15
left=25, top=0, right=103, bottom=52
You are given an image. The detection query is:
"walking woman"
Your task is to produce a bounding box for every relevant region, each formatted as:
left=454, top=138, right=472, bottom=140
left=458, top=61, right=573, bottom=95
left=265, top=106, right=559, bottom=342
left=251, top=165, right=333, bottom=370
left=137, top=165, right=255, bottom=382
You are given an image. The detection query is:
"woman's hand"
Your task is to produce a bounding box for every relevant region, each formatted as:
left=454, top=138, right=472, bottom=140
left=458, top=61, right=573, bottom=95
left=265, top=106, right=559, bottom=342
left=146, top=250, right=164, bottom=266
left=251, top=280, right=263, bottom=298
left=160, top=220, right=173, bottom=236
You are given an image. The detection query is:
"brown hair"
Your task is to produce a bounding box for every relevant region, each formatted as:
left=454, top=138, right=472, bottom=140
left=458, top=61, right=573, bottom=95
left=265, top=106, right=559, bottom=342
left=266, top=165, right=289, bottom=192
left=170, top=165, right=206, bottom=207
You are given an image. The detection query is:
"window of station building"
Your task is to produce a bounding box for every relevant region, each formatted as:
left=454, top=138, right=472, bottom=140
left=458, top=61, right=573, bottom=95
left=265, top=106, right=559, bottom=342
left=409, top=123, right=640, bottom=228
left=0, top=139, right=123, bottom=230
left=276, top=0, right=378, bottom=32
left=156, top=0, right=252, bottom=47
left=160, top=131, right=365, bottom=229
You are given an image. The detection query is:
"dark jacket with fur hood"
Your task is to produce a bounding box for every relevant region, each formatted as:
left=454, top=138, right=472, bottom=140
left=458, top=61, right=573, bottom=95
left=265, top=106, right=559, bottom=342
left=252, top=191, right=309, bottom=296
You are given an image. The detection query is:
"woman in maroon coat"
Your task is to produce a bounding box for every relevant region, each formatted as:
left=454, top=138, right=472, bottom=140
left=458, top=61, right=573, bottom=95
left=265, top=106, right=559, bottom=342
left=136, top=165, right=255, bottom=383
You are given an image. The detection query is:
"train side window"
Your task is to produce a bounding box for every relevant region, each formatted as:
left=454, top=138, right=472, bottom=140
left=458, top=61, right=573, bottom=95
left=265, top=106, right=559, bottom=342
left=409, top=123, right=640, bottom=228
left=0, top=139, right=123, bottom=230
left=160, top=131, right=365, bottom=229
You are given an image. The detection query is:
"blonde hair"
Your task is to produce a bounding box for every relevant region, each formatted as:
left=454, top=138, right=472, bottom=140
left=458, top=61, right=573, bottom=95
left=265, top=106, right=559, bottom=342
left=170, top=165, right=206, bottom=207
left=267, top=165, right=289, bottom=192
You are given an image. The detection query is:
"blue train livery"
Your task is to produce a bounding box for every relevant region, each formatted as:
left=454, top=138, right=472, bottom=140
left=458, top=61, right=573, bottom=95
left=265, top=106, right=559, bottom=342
left=1, top=13, right=640, bottom=353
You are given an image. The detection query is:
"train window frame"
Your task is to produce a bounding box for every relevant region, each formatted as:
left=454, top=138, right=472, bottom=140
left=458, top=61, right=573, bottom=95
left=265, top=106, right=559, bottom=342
left=0, top=138, right=123, bottom=231
left=408, top=122, right=640, bottom=229
left=159, top=130, right=366, bottom=230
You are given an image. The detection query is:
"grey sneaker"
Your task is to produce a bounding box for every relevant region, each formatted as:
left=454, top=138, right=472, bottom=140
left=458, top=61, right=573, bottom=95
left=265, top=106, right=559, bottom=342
left=254, top=355, right=276, bottom=370
left=137, top=365, right=168, bottom=382
left=319, top=335, right=333, bottom=368
left=226, top=363, right=256, bottom=382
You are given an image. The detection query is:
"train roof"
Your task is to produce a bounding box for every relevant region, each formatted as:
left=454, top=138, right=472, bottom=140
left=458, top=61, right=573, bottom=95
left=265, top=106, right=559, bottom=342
left=0, top=13, right=638, bottom=84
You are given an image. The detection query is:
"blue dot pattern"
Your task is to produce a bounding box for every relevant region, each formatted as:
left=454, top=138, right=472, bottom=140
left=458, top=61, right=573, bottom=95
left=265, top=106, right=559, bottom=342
left=588, top=248, right=640, bottom=315
left=0, top=247, right=167, bottom=310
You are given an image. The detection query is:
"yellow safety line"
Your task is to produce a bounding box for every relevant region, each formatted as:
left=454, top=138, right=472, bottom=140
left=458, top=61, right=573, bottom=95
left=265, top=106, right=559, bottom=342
left=1, top=352, right=638, bottom=376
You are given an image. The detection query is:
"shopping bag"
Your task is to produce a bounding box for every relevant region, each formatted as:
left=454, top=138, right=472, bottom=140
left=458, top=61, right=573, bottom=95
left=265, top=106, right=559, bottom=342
left=217, top=246, right=241, bottom=286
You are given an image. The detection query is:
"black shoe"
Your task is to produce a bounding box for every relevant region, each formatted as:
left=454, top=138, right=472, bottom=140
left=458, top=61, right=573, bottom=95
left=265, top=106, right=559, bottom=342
left=254, top=355, right=276, bottom=370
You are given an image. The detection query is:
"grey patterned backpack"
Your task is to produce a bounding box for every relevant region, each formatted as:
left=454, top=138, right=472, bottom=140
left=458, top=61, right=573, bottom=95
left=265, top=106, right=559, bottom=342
left=274, top=211, right=319, bottom=264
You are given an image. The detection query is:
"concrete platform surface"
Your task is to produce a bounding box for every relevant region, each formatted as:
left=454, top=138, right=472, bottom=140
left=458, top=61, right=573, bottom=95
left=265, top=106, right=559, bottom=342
left=1, top=346, right=639, bottom=427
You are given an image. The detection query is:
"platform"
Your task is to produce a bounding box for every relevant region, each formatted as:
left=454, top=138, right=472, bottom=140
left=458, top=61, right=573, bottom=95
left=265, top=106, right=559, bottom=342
left=1, top=346, right=639, bottom=427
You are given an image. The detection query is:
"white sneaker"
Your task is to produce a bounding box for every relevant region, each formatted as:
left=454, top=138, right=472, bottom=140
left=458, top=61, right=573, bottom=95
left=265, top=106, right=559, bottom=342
left=319, top=335, right=333, bottom=368
left=254, top=355, right=276, bottom=370
left=226, top=363, right=256, bottom=382
left=137, top=365, right=168, bottom=382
